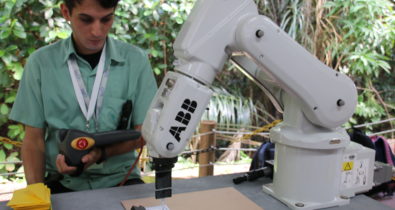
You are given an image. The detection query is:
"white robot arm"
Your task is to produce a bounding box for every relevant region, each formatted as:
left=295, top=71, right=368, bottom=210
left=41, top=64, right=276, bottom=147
left=143, top=0, right=357, bottom=158
left=142, top=0, right=375, bottom=208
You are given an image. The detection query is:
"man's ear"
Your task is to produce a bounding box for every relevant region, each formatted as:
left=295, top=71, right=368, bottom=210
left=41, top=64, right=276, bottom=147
left=60, top=3, right=71, bottom=21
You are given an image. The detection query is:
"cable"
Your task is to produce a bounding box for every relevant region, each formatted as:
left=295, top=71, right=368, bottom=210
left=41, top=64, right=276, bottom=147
left=0, top=161, right=22, bottom=165
left=368, top=128, right=395, bottom=137
left=352, top=117, right=395, bottom=129
left=217, top=148, right=257, bottom=152
left=241, top=120, right=282, bottom=141
left=191, top=131, right=214, bottom=138
left=118, top=143, right=144, bottom=186
left=213, top=130, right=269, bottom=136
left=0, top=172, right=24, bottom=176
left=141, top=162, right=251, bottom=176
left=0, top=136, right=22, bottom=147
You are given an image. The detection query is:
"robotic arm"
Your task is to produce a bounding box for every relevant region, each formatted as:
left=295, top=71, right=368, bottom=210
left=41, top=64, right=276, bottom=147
left=142, top=0, right=375, bottom=208
left=143, top=0, right=357, bottom=158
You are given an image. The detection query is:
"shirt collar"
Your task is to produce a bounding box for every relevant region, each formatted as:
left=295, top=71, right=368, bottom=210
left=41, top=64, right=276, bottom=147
left=63, top=36, right=77, bottom=63
left=106, top=36, right=124, bottom=63
left=63, top=35, right=125, bottom=63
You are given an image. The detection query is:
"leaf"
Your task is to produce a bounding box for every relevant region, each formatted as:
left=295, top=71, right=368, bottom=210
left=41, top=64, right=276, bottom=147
left=10, top=152, right=19, bottom=158
left=0, top=150, right=5, bottom=162
left=162, top=3, right=172, bottom=12
left=11, top=63, right=23, bottom=80
left=44, top=8, right=53, bottom=19
left=153, top=10, right=160, bottom=21
left=150, top=49, right=160, bottom=57
left=130, top=5, right=138, bottom=15
left=14, top=0, right=29, bottom=12
left=0, top=29, right=11, bottom=39
left=8, top=124, right=24, bottom=139
left=143, top=10, right=152, bottom=16
left=153, top=67, right=161, bottom=75
left=0, top=104, right=9, bottom=115
left=8, top=124, right=20, bottom=130
left=5, top=45, right=18, bottom=52
left=5, top=94, right=16, bottom=103
left=5, top=156, right=17, bottom=171
left=0, top=71, right=11, bottom=87
left=16, top=165, right=24, bottom=177
left=28, top=47, right=36, bottom=55
left=4, top=143, right=13, bottom=150
left=13, top=29, right=26, bottom=39
left=56, top=30, right=70, bottom=39
left=175, top=17, right=183, bottom=24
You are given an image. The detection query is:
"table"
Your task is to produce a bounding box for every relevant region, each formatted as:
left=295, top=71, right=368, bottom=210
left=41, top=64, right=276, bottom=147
left=1, top=173, right=392, bottom=210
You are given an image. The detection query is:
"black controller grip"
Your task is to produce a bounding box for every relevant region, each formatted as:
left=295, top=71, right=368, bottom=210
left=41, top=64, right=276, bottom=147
left=92, top=130, right=140, bottom=147
left=58, top=129, right=141, bottom=171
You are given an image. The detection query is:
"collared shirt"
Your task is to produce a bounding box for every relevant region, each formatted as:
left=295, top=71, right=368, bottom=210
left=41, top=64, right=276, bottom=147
left=9, top=36, right=157, bottom=190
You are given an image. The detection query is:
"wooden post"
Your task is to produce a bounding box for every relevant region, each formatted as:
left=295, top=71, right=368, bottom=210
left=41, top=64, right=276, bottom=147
left=198, top=120, right=216, bottom=177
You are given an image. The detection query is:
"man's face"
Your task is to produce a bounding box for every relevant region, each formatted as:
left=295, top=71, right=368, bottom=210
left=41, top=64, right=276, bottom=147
left=61, top=0, right=115, bottom=54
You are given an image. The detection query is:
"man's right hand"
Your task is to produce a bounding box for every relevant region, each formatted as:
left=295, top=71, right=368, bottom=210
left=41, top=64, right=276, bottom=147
left=56, top=154, right=78, bottom=174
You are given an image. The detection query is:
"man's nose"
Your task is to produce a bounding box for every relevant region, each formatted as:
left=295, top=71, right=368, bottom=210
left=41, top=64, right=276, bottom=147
left=91, top=21, right=103, bottom=37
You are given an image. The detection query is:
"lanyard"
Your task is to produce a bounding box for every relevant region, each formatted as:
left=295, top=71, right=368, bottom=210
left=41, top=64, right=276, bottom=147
left=67, top=43, right=109, bottom=130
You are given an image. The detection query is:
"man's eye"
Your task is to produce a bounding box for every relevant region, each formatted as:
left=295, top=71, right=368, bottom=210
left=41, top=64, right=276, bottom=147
left=101, top=17, right=113, bottom=23
left=80, top=18, right=93, bottom=23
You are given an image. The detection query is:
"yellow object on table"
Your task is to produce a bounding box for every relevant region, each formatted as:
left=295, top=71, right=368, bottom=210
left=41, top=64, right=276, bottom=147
left=7, top=183, right=51, bottom=210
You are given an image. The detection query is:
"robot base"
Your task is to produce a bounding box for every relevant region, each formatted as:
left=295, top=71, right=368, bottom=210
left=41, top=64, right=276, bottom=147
left=264, top=120, right=353, bottom=210
left=262, top=183, right=349, bottom=210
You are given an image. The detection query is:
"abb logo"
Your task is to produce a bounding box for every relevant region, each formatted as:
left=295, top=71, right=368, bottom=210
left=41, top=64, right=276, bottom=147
left=169, top=99, right=197, bottom=142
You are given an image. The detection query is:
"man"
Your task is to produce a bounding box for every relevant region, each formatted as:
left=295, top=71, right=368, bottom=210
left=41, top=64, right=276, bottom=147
left=9, top=0, right=157, bottom=193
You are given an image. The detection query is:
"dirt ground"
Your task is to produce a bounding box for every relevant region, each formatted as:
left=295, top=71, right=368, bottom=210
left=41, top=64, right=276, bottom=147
left=0, top=163, right=250, bottom=202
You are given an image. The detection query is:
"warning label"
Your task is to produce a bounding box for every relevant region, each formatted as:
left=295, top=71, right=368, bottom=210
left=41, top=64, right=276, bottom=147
left=342, top=161, right=353, bottom=171
left=341, top=154, right=369, bottom=189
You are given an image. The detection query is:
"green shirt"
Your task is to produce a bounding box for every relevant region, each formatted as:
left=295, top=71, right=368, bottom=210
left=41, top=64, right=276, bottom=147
left=9, top=36, right=157, bottom=190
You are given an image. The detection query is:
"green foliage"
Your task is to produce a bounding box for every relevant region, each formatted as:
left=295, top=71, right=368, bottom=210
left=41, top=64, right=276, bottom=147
left=325, top=0, right=394, bottom=76
left=175, top=156, right=198, bottom=169
left=112, top=0, right=194, bottom=78
left=239, top=151, right=252, bottom=163
left=0, top=0, right=48, bottom=179
left=355, top=94, right=385, bottom=120
left=202, top=87, right=264, bottom=129
left=0, top=150, right=6, bottom=169
left=280, top=0, right=305, bottom=40
left=325, top=0, right=395, bottom=129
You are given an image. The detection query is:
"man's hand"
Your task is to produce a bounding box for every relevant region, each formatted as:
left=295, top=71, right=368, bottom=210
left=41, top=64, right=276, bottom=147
left=56, top=148, right=103, bottom=174
left=81, top=147, right=102, bottom=169
left=56, top=154, right=78, bottom=175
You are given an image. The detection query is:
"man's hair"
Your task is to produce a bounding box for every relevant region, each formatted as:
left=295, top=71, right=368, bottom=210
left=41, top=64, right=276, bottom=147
left=64, top=0, right=119, bottom=13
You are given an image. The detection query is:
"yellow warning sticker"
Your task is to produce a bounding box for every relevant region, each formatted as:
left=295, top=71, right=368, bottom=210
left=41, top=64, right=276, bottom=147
left=342, top=161, right=354, bottom=171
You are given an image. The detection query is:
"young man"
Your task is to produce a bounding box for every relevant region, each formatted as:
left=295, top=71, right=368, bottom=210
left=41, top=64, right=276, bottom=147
left=9, top=0, right=157, bottom=193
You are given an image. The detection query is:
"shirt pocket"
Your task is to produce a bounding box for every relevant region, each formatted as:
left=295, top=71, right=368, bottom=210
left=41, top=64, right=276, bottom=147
left=99, top=97, right=126, bottom=131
